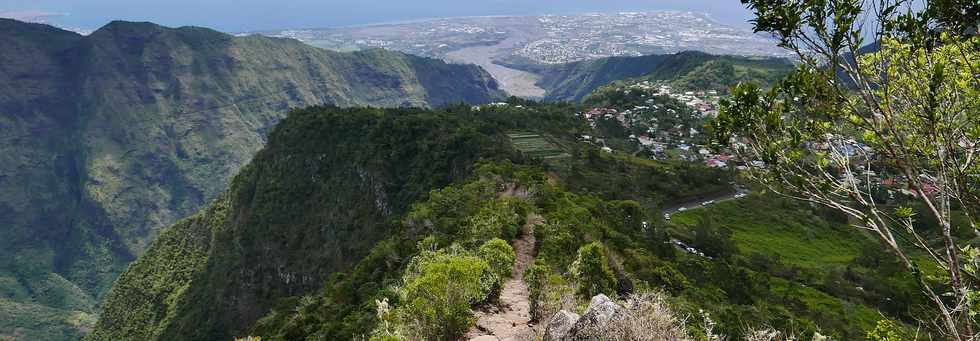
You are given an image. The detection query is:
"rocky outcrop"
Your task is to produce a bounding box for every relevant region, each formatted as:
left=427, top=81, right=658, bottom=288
left=543, top=294, right=626, bottom=341
left=543, top=310, right=581, bottom=341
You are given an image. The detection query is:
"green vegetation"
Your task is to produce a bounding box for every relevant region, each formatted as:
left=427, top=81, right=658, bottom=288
left=89, top=101, right=929, bottom=339
left=478, top=239, right=516, bottom=280
left=668, top=196, right=865, bottom=270
left=866, top=320, right=905, bottom=341
left=505, top=51, right=794, bottom=102
left=0, top=298, right=96, bottom=341
left=507, top=132, right=567, bottom=159
left=0, top=18, right=505, bottom=340
left=398, top=247, right=496, bottom=340
left=5, top=13, right=955, bottom=338
left=88, top=106, right=512, bottom=340
left=85, top=96, right=753, bottom=340
left=522, top=260, right=548, bottom=320
left=571, top=242, right=618, bottom=298
left=715, top=0, right=979, bottom=337
left=557, top=150, right=733, bottom=210
left=660, top=195, right=925, bottom=339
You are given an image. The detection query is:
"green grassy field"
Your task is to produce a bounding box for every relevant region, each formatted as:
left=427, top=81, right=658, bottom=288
left=664, top=194, right=903, bottom=338
left=668, top=195, right=865, bottom=272
left=768, top=277, right=883, bottom=331
left=507, top=132, right=568, bottom=159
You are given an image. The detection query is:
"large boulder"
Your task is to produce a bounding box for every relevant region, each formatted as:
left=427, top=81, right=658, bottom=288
left=568, top=294, right=626, bottom=339
left=544, top=294, right=627, bottom=340
left=543, top=310, right=580, bottom=341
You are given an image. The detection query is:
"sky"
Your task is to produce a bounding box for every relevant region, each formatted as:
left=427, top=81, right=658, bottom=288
left=0, top=0, right=758, bottom=32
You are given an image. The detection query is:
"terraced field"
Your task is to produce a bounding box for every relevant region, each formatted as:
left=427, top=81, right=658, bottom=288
left=507, top=132, right=568, bottom=159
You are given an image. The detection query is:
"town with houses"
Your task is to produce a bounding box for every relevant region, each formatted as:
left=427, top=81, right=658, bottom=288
left=572, top=80, right=936, bottom=207
left=258, top=11, right=790, bottom=63
left=578, top=81, right=728, bottom=164
left=473, top=76, right=935, bottom=212
left=514, top=11, right=789, bottom=64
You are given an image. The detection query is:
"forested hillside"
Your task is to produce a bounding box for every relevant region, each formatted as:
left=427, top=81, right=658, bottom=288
left=504, top=51, right=794, bottom=102
left=91, top=101, right=920, bottom=340
left=0, top=18, right=503, bottom=340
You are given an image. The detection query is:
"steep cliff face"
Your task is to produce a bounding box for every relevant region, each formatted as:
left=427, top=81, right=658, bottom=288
left=0, top=19, right=503, bottom=340
left=88, top=106, right=497, bottom=340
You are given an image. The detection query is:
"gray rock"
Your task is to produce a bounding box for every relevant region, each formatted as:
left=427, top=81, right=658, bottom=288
left=544, top=294, right=628, bottom=340
left=543, top=310, right=580, bottom=341
left=567, top=294, right=625, bottom=339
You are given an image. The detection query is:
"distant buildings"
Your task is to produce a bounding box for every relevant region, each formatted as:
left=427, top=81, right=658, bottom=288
left=260, top=11, right=790, bottom=65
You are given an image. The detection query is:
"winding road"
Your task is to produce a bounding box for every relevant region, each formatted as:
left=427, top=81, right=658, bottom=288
left=662, top=188, right=750, bottom=216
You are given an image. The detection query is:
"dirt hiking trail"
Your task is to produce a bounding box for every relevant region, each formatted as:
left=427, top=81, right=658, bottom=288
left=465, top=213, right=544, bottom=341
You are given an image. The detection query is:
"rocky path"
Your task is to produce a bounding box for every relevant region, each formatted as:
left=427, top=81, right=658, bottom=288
left=465, top=214, right=543, bottom=341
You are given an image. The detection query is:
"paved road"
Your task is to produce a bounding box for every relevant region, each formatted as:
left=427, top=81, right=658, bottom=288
left=662, top=188, right=750, bottom=216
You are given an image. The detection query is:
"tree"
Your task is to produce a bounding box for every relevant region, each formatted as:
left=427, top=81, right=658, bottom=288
left=571, top=242, right=618, bottom=298
left=713, top=0, right=979, bottom=338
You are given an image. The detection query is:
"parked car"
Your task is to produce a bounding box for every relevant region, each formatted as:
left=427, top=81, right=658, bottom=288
left=664, top=213, right=671, bottom=221
left=701, top=200, right=715, bottom=206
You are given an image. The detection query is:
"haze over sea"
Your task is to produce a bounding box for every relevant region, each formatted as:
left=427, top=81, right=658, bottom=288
left=1, top=0, right=756, bottom=32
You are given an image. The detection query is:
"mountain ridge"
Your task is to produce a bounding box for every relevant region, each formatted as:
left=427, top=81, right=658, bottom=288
left=501, top=51, right=795, bottom=102
left=87, top=105, right=504, bottom=340
left=0, top=18, right=504, bottom=340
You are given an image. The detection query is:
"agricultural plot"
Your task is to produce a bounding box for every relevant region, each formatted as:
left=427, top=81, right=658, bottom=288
left=507, top=132, right=568, bottom=159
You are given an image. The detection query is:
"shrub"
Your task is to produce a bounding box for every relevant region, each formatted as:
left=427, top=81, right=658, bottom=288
left=369, top=335, right=406, bottom=341
left=571, top=242, right=618, bottom=298
left=464, top=200, right=522, bottom=244
left=536, top=221, right=578, bottom=268
left=650, top=264, right=689, bottom=294
left=523, top=259, right=549, bottom=321
left=478, top=238, right=516, bottom=280
left=398, top=249, right=494, bottom=340
left=865, top=320, right=903, bottom=341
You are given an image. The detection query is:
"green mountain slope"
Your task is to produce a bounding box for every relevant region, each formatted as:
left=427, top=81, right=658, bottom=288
left=91, top=101, right=922, bottom=340
left=88, top=103, right=737, bottom=340
left=0, top=19, right=503, bottom=340
left=88, top=106, right=501, bottom=340
left=505, top=51, right=794, bottom=102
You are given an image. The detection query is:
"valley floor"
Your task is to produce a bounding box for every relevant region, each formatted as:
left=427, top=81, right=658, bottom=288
left=446, top=37, right=546, bottom=98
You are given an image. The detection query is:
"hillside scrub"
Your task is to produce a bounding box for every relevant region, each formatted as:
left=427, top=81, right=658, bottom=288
left=397, top=246, right=497, bottom=340
left=478, top=238, right=517, bottom=281
left=87, top=99, right=934, bottom=340
left=571, top=242, right=619, bottom=299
